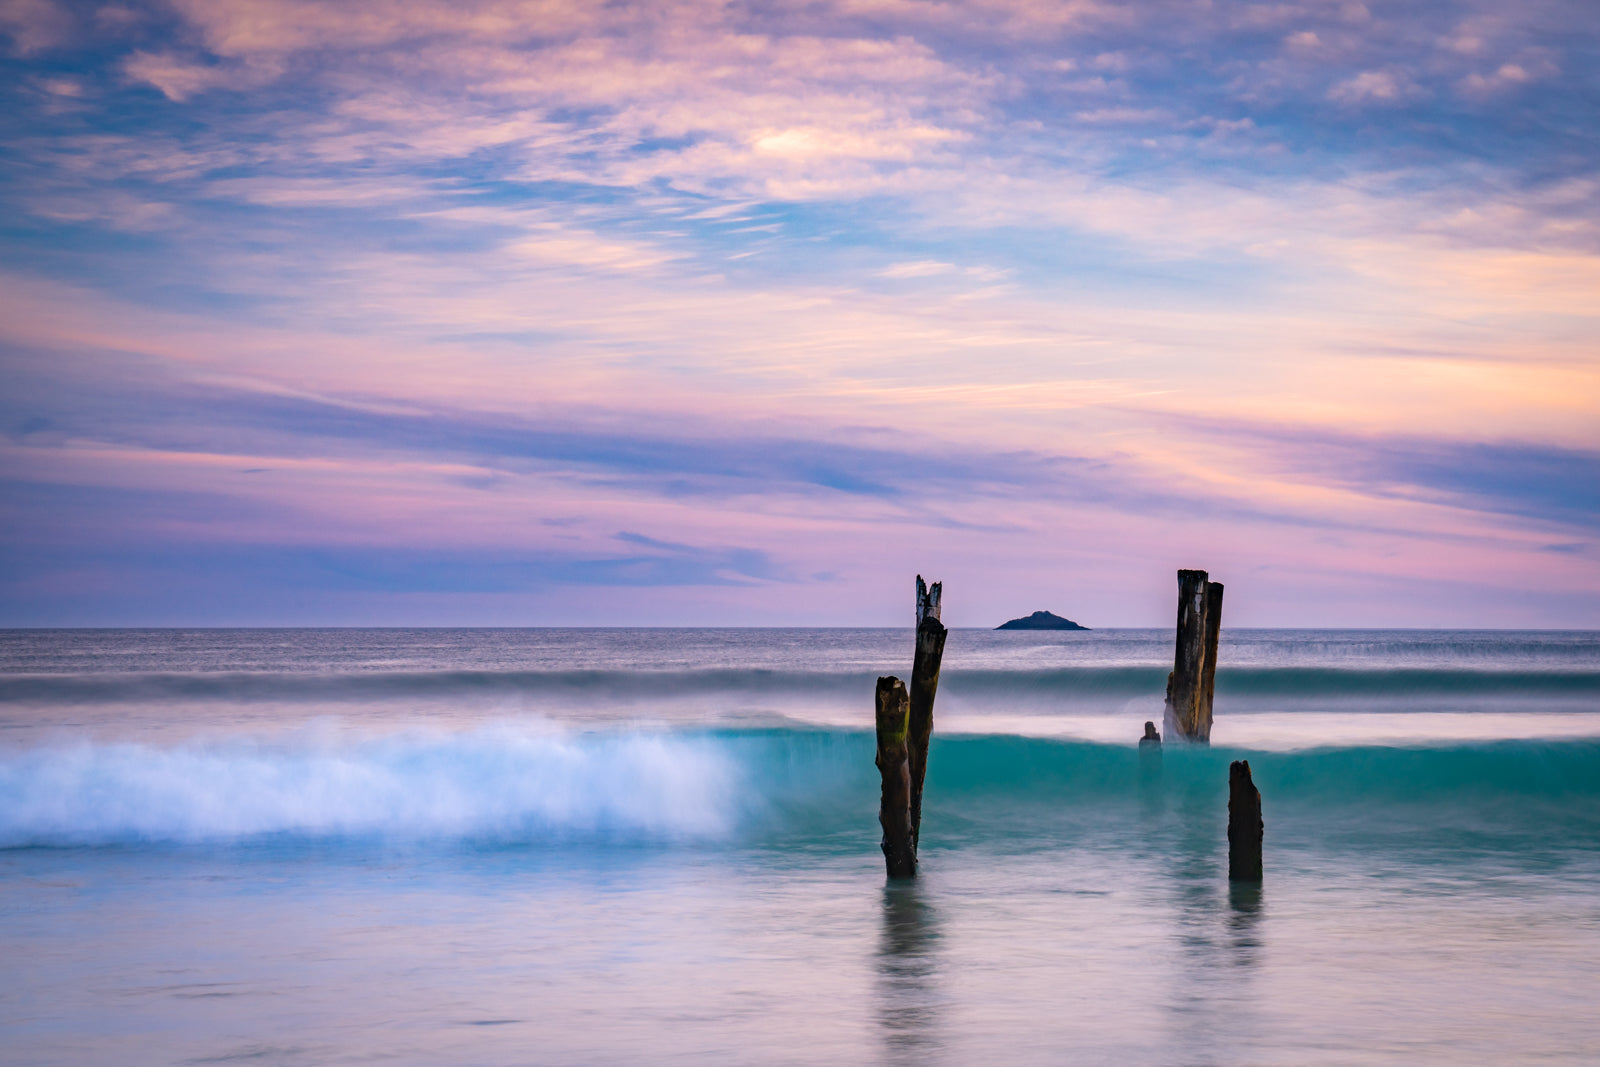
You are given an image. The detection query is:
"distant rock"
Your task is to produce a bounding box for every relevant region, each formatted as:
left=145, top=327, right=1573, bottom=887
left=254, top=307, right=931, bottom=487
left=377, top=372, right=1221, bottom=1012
left=995, top=610, right=1089, bottom=631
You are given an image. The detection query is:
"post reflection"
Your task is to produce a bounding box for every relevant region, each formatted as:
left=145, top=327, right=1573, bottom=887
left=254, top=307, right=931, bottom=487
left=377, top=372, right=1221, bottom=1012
left=875, top=879, right=943, bottom=1064
left=1157, top=799, right=1268, bottom=1051
left=1227, top=881, right=1265, bottom=966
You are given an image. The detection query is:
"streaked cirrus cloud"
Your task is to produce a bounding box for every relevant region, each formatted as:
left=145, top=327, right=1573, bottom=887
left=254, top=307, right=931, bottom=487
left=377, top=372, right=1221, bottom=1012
left=0, top=0, right=1595, bottom=625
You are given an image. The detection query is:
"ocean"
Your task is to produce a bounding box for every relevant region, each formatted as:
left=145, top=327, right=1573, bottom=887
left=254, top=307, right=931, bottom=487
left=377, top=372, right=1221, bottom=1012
left=2, top=627, right=1598, bottom=1064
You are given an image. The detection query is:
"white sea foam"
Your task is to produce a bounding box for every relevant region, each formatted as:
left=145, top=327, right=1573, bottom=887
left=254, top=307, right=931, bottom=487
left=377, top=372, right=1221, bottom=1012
left=783, top=707, right=1600, bottom=749
left=0, top=725, right=744, bottom=846
left=946, top=711, right=1600, bottom=749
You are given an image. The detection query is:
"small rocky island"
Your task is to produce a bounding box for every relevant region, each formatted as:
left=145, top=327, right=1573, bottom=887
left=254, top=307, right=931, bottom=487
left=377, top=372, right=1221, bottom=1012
left=996, top=610, right=1089, bottom=631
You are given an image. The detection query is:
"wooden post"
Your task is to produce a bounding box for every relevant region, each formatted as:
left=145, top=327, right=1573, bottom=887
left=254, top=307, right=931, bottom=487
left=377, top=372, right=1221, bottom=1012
left=1166, top=569, right=1208, bottom=741
left=1200, top=580, right=1224, bottom=733
left=875, top=675, right=916, bottom=878
left=1164, top=569, right=1224, bottom=742
left=908, top=576, right=946, bottom=853
left=1228, top=759, right=1263, bottom=882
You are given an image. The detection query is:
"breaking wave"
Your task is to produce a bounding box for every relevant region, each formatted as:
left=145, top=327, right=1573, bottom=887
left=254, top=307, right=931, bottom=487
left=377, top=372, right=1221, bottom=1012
left=3, top=725, right=1599, bottom=850
left=0, top=726, right=747, bottom=847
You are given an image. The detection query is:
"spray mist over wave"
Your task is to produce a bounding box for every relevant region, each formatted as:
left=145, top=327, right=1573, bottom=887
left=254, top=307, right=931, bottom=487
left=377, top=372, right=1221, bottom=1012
left=0, top=725, right=747, bottom=847
left=6, top=720, right=1600, bottom=850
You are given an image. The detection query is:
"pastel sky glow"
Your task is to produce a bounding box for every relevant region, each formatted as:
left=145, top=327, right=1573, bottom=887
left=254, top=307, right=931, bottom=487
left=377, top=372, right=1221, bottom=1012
left=1, top=0, right=1596, bottom=626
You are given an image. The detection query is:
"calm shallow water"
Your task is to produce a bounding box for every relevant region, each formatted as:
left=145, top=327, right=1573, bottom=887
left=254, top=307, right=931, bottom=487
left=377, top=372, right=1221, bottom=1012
left=2, top=629, right=1599, bottom=1064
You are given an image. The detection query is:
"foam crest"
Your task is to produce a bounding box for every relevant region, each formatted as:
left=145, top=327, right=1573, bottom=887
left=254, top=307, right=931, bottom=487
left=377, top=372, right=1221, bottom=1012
left=0, top=726, right=744, bottom=847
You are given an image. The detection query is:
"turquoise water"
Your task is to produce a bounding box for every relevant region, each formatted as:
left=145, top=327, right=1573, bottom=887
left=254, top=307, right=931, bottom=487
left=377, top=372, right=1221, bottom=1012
left=2, top=629, right=1599, bottom=1063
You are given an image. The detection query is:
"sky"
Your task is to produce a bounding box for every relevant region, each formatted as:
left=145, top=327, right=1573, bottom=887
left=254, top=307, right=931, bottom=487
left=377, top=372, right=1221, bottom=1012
left=0, top=0, right=1596, bottom=627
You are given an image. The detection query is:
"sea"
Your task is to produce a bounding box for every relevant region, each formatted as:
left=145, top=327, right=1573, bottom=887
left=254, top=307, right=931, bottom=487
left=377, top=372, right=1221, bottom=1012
left=2, top=627, right=1598, bottom=1065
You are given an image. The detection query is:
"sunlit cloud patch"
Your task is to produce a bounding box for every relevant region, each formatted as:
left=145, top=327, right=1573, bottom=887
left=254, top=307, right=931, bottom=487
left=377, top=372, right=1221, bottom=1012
left=0, top=0, right=1595, bottom=625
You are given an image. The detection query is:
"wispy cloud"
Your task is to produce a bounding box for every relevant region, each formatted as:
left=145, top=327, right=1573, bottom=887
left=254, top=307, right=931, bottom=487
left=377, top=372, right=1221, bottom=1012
left=0, top=0, right=1595, bottom=624
left=1178, top=419, right=1600, bottom=533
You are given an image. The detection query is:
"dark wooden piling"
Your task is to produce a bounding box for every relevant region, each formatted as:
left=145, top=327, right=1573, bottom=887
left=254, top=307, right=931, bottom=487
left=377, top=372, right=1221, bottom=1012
left=908, top=576, right=946, bottom=852
left=876, top=675, right=916, bottom=878
left=1228, top=759, right=1263, bottom=882
left=1200, top=580, right=1224, bottom=730
left=1165, top=569, right=1224, bottom=742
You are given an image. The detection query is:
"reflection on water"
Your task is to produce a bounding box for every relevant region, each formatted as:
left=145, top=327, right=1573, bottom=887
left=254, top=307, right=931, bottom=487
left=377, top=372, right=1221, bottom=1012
left=875, top=880, right=943, bottom=1065
left=1227, top=881, right=1264, bottom=967
left=1158, top=798, right=1268, bottom=1051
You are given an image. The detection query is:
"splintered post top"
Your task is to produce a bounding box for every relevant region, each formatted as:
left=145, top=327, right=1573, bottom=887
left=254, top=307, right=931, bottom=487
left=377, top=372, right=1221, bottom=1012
left=916, top=575, right=942, bottom=624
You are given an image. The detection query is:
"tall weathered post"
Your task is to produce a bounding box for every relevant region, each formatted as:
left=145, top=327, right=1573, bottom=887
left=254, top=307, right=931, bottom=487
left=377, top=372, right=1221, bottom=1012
left=908, top=576, right=946, bottom=852
left=875, top=676, right=916, bottom=878
left=1228, top=759, right=1263, bottom=881
left=1200, top=580, right=1224, bottom=728
left=1164, top=569, right=1224, bottom=742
